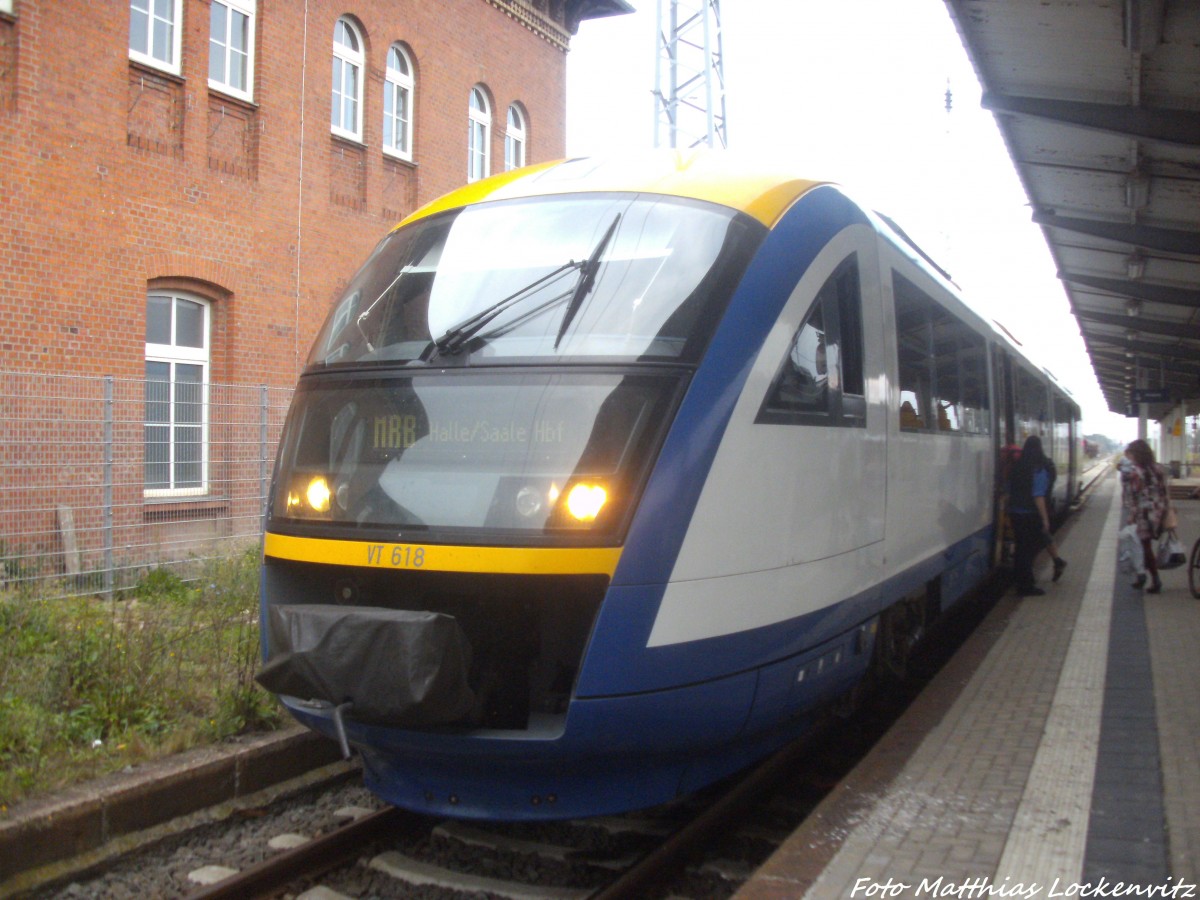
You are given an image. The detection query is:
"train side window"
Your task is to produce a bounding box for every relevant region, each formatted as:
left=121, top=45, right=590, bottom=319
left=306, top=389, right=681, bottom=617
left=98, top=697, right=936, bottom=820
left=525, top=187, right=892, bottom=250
left=1015, top=365, right=1046, bottom=439
left=894, top=275, right=932, bottom=431
left=758, top=254, right=863, bottom=427
left=931, top=306, right=961, bottom=432
left=893, top=273, right=989, bottom=436
left=765, top=298, right=829, bottom=415
left=960, top=334, right=990, bottom=434
left=833, top=258, right=866, bottom=425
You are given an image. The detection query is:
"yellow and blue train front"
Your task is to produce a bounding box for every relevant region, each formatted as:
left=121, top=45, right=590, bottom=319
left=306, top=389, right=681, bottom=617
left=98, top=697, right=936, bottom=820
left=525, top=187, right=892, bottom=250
left=258, top=159, right=881, bottom=820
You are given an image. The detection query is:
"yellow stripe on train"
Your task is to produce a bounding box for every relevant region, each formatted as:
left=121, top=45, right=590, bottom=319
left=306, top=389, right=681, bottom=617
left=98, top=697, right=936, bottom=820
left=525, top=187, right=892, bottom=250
left=395, top=151, right=824, bottom=231
left=263, top=532, right=622, bottom=577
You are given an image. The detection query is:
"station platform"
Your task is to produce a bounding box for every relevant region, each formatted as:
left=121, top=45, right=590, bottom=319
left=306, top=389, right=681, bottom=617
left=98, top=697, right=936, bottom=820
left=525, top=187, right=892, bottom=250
left=735, top=470, right=1200, bottom=899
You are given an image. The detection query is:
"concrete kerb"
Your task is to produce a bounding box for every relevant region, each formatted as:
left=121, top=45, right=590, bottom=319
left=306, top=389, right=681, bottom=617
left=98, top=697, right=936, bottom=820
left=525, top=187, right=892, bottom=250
left=0, top=727, right=348, bottom=897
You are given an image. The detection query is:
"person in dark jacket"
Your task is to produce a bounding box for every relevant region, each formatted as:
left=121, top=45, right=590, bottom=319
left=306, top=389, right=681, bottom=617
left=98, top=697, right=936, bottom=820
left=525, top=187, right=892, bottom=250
left=1007, top=435, right=1066, bottom=597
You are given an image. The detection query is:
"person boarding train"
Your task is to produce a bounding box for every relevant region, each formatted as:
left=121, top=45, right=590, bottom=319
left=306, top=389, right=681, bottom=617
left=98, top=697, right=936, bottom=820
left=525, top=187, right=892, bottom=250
left=1006, top=435, right=1067, bottom=597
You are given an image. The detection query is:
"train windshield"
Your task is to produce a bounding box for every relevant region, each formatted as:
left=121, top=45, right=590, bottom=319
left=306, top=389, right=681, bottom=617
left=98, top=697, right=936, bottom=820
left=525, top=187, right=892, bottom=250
left=270, top=372, right=680, bottom=540
left=307, top=193, right=756, bottom=368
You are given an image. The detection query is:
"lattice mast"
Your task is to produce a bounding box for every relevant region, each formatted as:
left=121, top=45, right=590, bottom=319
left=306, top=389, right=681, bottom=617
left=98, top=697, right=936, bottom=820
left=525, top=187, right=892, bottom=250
left=653, top=0, right=728, bottom=149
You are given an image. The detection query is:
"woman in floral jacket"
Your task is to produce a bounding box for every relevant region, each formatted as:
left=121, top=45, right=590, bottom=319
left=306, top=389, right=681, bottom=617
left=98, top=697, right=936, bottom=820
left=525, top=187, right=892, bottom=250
left=1121, top=438, right=1169, bottom=593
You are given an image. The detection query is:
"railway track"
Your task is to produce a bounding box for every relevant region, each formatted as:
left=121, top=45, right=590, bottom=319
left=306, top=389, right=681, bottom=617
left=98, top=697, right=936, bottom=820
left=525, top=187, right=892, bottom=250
left=28, top=545, right=1011, bottom=900
left=67, top=663, right=922, bottom=900
left=182, top=750, right=830, bottom=900
left=29, top=717, right=845, bottom=900
left=178, top=735, right=827, bottom=900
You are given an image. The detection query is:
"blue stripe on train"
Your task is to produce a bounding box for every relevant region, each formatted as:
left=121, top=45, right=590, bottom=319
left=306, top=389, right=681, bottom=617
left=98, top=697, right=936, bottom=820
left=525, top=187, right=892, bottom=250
left=579, top=518, right=992, bottom=697
left=577, top=185, right=871, bottom=697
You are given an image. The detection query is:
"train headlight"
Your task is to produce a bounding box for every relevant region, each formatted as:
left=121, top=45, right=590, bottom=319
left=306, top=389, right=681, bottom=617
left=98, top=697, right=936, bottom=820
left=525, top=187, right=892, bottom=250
left=565, top=482, right=607, bottom=522
left=306, top=476, right=333, bottom=513
left=515, top=485, right=544, bottom=519
left=285, top=475, right=333, bottom=517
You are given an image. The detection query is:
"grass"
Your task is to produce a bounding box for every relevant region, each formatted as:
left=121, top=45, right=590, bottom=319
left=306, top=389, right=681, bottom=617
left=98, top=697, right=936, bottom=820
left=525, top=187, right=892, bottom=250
left=0, top=546, right=284, bottom=814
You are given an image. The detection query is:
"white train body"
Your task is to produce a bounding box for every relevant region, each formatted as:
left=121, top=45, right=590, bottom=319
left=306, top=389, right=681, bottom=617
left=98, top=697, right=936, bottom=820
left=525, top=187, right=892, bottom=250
left=260, top=152, right=1079, bottom=820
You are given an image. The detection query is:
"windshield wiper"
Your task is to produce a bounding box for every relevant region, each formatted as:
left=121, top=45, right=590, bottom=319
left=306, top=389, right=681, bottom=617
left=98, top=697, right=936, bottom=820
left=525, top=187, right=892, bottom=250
left=355, top=265, right=414, bottom=354
left=554, top=214, right=621, bottom=349
left=424, top=260, right=584, bottom=361
left=424, top=213, right=622, bottom=361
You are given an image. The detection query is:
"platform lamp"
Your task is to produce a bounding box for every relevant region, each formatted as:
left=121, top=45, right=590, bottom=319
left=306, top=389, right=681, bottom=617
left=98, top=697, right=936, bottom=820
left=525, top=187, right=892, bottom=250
left=1125, top=171, right=1150, bottom=210
left=1126, top=251, right=1146, bottom=281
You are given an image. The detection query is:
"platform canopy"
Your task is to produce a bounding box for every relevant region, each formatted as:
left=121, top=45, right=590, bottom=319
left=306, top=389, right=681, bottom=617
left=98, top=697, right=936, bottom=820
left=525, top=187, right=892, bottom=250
left=945, top=0, right=1200, bottom=420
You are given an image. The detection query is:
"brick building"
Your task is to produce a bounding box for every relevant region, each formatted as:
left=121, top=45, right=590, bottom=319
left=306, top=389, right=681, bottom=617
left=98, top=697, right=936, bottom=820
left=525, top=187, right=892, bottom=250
left=0, top=0, right=627, bottom=591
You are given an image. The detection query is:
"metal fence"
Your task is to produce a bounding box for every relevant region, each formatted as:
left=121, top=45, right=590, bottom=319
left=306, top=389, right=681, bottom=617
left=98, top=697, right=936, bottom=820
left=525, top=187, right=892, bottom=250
left=0, top=371, right=294, bottom=599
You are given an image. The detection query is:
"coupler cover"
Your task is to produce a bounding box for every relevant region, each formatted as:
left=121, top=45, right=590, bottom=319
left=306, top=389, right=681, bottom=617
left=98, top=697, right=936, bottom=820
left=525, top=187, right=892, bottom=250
left=257, top=604, right=476, bottom=725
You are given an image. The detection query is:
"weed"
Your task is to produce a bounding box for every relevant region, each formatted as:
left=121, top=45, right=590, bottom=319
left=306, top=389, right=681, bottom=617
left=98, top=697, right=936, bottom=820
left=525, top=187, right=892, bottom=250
left=135, top=566, right=195, bottom=605
left=0, top=544, right=284, bottom=810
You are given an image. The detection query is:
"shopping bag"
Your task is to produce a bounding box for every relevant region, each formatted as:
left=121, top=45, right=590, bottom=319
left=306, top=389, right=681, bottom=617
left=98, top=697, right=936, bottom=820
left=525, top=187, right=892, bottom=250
left=1118, top=524, right=1144, bottom=575
left=1157, top=529, right=1186, bottom=570
left=1164, top=505, right=1179, bottom=531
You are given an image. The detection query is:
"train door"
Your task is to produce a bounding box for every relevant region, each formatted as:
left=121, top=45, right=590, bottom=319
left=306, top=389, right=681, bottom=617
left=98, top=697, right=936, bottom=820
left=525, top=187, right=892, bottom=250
left=991, top=345, right=1014, bottom=565
left=1076, top=405, right=1083, bottom=492
left=659, top=225, right=886, bottom=640
left=709, top=226, right=886, bottom=564
left=1051, top=393, right=1075, bottom=512
left=758, top=229, right=886, bottom=564
left=1066, top=403, right=1078, bottom=506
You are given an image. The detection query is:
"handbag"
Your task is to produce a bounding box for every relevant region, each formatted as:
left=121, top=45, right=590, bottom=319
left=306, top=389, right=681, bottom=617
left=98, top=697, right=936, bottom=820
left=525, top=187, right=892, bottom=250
left=1157, top=529, right=1186, bottom=570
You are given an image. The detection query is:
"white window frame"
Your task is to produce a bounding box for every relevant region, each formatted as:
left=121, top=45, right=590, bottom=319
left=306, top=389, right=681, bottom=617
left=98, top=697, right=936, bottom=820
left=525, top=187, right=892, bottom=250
left=383, top=43, right=414, bottom=161
left=145, top=293, right=211, bottom=498
left=129, top=0, right=183, bottom=75
left=208, top=0, right=256, bottom=101
left=505, top=104, right=526, bottom=171
left=468, top=86, right=491, bottom=182
left=0, top=0, right=13, bottom=15
left=331, top=16, right=364, bottom=142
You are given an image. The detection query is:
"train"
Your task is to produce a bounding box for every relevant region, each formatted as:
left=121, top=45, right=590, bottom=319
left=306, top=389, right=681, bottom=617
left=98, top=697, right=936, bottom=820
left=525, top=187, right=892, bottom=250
left=257, top=151, right=1080, bottom=821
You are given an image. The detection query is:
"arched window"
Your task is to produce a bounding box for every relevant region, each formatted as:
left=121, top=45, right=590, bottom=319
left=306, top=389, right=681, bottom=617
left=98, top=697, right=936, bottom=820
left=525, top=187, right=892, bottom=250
left=331, top=17, right=364, bottom=141
left=383, top=44, right=414, bottom=160
left=504, top=104, right=526, bottom=171
left=468, top=86, right=491, bottom=182
left=145, top=293, right=210, bottom=495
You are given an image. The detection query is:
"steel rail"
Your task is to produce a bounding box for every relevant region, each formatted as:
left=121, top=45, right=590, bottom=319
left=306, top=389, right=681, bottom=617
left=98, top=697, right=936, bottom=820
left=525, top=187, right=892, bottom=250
left=588, top=722, right=831, bottom=900
left=187, top=806, right=418, bottom=899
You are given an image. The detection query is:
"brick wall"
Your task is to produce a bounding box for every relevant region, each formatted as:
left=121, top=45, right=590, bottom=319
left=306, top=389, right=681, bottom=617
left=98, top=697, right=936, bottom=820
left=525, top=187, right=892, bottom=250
left=0, top=0, right=569, bottom=387
left=0, top=0, right=574, bottom=579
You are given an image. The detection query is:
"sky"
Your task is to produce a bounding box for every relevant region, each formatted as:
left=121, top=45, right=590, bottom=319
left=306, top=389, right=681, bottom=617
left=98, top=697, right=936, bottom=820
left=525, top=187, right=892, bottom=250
left=564, top=0, right=1139, bottom=443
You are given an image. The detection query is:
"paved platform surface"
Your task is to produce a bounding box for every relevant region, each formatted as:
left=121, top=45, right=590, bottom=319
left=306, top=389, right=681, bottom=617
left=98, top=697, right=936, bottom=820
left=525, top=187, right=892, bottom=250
left=736, top=471, right=1200, bottom=900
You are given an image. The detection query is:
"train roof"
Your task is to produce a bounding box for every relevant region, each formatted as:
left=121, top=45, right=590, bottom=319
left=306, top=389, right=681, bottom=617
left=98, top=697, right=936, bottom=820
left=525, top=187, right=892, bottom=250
left=397, top=151, right=827, bottom=230
left=394, top=153, right=1076, bottom=405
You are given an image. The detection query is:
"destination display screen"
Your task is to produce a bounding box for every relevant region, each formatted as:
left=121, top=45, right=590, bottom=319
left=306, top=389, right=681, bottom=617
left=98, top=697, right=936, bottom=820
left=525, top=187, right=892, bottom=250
left=270, top=372, right=681, bottom=540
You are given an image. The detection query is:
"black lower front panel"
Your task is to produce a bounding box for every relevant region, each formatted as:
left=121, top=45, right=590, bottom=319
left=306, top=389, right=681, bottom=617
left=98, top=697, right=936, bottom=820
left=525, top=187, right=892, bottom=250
left=257, top=604, right=476, bottom=725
